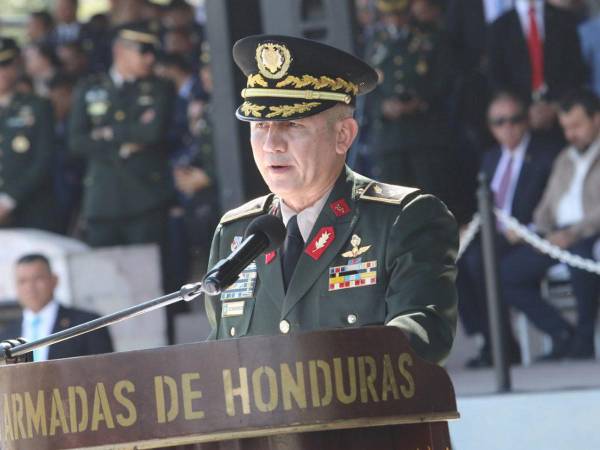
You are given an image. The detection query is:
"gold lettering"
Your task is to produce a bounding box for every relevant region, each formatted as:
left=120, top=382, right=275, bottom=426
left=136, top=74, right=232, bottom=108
left=333, top=357, right=357, bottom=404
left=68, top=386, right=88, bottom=433
left=49, top=388, right=70, bottom=436
left=91, top=383, right=115, bottom=431
left=223, top=368, right=250, bottom=416
left=358, top=356, right=379, bottom=403
left=252, top=366, right=278, bottom=412
left=181, top=373, right=204, bottom=420
left=398, top=353, right=415, bottom=398
left=381, top=354, right=400, bottom=401
left=154, top=376, right=179, bottom=423
left=24, top=390, right=47, bottom=438
left=308, top=360, right=333, bottom=408
left=114, top=380, right=137, bottom=427
left=280, top=362, right=307, bottom=410
left=11, top=393, right=26, bottom=439
left=3, top=394, right=14, bottom=441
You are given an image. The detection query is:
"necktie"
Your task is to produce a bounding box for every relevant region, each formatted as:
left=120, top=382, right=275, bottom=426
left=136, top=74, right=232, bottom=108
left=495, top=156, right=513, bottom=209
left=281, top=215, right=304, bottom=292
left=30, top=315, right=42, bottom=362
left=527, top=4, right=544, bottom=93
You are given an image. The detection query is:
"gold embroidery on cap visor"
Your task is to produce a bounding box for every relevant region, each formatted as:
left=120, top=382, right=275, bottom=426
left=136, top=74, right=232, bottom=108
left=242, top=88, right=351, bottom=104
left=240, top=101, right=321, bottom=119
left=256, top=43, right=292, bottom=79
left=119, top=29, right=159, bottom=45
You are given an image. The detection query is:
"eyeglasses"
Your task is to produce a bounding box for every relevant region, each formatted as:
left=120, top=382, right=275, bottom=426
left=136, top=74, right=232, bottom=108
left=489, top=113, right=526, bottom=127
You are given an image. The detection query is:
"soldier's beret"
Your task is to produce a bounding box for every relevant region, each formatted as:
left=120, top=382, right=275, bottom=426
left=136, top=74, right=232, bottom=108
left=114, top=21, right=160, bottom=53
left=233, top=34, right=378, bottom=121
left=0, top=37, right=19, bottom=66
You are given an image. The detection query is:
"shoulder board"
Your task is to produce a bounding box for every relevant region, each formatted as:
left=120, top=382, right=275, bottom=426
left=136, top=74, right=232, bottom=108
left=358, top=182, right=420, bottom=205
left=219, top=194, right=274, bottom=225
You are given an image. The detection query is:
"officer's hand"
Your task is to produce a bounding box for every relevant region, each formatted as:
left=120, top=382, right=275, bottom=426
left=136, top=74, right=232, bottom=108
left=504, top=229, right=522, bottom=245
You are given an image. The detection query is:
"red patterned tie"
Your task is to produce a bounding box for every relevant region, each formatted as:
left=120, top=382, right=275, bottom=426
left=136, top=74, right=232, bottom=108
left=495, top=156, right=513, bottom=209
left=527, top=4, right=544, bottom=93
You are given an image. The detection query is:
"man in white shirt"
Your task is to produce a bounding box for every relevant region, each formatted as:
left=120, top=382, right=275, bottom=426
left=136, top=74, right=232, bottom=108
left=500, top=88, right=600, bottom=360
left=0, top=253, right=113, bottom=361
left=458, top=91, right=560, bottom=368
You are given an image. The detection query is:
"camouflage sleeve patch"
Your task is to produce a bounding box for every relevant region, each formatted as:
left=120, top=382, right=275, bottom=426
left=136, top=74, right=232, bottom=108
left=219, top=193, right=275, bottom=225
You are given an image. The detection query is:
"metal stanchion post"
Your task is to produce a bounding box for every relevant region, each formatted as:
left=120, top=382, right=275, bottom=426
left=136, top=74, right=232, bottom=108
left=477, top=172, right=511, bottom=392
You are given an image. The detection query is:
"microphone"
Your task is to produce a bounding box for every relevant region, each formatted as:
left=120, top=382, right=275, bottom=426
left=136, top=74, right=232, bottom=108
left=202, top=214, right=286, bottom=295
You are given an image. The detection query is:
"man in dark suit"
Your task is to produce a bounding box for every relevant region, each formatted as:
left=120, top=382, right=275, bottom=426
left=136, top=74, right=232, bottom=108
left=458, top=90, right=560, bottom=368
left=488, top=0, right=587, bottom=135
left=0, top=253, right=113, bottom=361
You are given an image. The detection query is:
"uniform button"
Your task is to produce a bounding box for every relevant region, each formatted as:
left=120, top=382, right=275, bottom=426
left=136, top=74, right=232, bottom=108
left=279, top=320, right=290, bottom=334
left=394, top=55, right=403, bottom=65
left=347, top=314, right=358, bottom=325
left=115, top=110, right=126, bottom=121
left=229, top=327, right=236, bottom=337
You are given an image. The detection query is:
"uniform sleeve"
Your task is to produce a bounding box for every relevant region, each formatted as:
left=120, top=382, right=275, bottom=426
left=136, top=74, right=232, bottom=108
left=68, top=81, right=117, bottom=160
left=384, top=194, right=458, bottom=365
left=3, top=98, right=55, bottom=204
left=111, top=80, right=175, bottom=145
left=204, top=224, right=223, bottom=340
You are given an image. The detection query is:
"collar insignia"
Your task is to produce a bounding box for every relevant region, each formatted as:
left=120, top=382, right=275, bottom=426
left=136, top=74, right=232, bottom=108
left=305, top=226, right=335, bottom=261
left=265, top=251, right=276, bottom=265
left=330, top=198, right=351, bottom=217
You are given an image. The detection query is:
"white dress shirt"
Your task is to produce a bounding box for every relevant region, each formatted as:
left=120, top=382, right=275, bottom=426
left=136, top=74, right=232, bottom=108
left=515, top=0, right=545, bottom=39
left=22, top=300, right=60, bottom=362
left=280, top=187, right=333, bottom=242
left=556, top=140, right=600, bottom=228
left=483, top=0, right=514, bottom=24
left=491, top=133, right=530, bottom=216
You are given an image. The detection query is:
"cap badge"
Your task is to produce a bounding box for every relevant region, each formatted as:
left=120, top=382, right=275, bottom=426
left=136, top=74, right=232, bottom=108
left=256, top=43, right=292, bottom=80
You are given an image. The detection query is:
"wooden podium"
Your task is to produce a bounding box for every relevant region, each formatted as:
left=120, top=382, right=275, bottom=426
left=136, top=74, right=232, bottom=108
left=0, top=327, right=458, bottom=450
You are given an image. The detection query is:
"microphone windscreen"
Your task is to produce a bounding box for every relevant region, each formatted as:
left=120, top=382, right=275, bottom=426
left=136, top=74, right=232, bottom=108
left=244, top=214, right=286, bottom=252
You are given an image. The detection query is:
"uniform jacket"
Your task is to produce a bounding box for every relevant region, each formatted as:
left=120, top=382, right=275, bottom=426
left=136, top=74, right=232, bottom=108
left=534, top=136, right=600, bottom=240
left=204, top=167, right=458, bottom=365
left=68, top=73, right=175, bottom=220
left=0, top=305, right=114, bottom=360
left=481, top=133, right=559, bottom=225
left=487, top=4, right=587, bottom=101
left=0, top=92, right=57, bottom=231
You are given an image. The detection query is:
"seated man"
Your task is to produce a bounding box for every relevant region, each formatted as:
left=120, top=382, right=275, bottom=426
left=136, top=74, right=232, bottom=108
left=0, top=253, right=114, bottom=361
left=458, top=91, right=560, bottom=368
left=204, top=35, right=458, bottom=365
left=501, top=88, right=600, bottom=360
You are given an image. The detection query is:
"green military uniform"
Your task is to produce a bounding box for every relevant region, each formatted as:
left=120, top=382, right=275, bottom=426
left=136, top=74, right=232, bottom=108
left=204, top=34, right=458, bottom=365
left=68, top=24, right=174, bottom=246
left=366, top=17, right=453, bottom=199
left=206, top=167, right=458, bottom=364
left=0, top=38, right=57, bottom=232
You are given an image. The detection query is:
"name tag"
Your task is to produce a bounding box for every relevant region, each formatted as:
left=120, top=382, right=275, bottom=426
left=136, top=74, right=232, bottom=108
left=328, top=259, right=377, bottom=291
left=222, top=301, right=245, bottom=318
left=220, top=262, right=257, bottom=301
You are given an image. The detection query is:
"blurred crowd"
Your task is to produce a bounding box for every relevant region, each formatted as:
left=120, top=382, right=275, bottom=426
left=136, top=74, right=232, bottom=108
left=0, top=0, right=598, bottom=357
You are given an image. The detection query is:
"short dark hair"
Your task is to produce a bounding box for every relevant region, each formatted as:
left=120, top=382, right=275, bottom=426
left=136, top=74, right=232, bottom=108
left=488, top=90, right=528, bottom=115
left=16, top=253, right=52, bottom=271
left=30, top=10, right=54, bottom=30
left=559, top=88, right=600, bottom=117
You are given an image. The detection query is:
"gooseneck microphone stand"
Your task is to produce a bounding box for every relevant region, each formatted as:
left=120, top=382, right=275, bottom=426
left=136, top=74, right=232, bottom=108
left=0, top=282, right=204, bottom=364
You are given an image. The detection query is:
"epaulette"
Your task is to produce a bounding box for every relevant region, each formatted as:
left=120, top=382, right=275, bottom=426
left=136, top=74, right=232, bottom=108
left=219, top=194, right=274, bottom=225
left=357, top=182, right=420, bottom=206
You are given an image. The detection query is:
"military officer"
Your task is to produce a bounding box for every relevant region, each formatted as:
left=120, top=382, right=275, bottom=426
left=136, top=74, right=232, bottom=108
left=0, top=38, right=58, bottom=232
left=69, top=22, right=174, bottom=247
left=204, top=35, right=458, bottom=365
left=365, top=0, right=454, bottom=204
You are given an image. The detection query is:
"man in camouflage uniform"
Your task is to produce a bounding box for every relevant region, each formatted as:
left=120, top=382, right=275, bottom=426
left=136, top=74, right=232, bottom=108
left=366, top=0, right=454, bottom=203
left=204, top=35, right=458, bottom=365
left=0, top=38, right=58, bottom=232
left=69, top=23, right=174, bottom=247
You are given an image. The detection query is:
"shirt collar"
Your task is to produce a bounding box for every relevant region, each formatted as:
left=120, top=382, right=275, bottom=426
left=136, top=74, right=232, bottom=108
left=280, top=187, right=333, bottom=242
left=515, top=0, right=544, bottom=14
left=23, top=299, right=59, bottom=324
left=501, top=132, right=530, bottom=160
left=568, top=135, right=600, bottom=164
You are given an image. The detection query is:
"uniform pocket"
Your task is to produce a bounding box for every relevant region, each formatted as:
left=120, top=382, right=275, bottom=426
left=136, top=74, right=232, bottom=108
left=218, top=298, right=256, bottom=339
left=318, top=286, right=386, bottom=329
